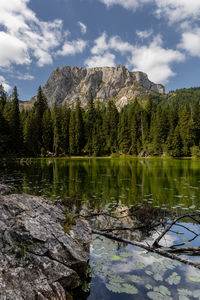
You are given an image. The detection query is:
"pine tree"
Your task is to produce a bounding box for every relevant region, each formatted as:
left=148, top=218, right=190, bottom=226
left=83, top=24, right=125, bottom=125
left=0, top=84, right=7, bottom=110
left=103, top=100, right=119, bottom=153
left=61, top=104, right=70, bottom=154
left=42, top=108, right=53, bottom=154
left=171, top=125, right=182, bottom=157
left=118, top=109, right=130, bottom=154
left=74, top=99, right=84, bottom=154
left=69, top=108, right=76, bottom=155
left=178, top=104, right=192, bottom=156
left=10, top=87, right=22, bottom=153
left=53, top=103, right=62, bottom=155
left=85, top=95, right=96, bottom=155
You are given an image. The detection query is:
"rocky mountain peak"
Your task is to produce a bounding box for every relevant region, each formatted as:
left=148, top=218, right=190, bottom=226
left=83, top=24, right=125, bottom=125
left=35, top=65, right=165, bottom=108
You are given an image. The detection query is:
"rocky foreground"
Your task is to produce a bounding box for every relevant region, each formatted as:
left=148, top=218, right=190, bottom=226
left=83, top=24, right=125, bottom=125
left=0, top=184, right=91, bottom=300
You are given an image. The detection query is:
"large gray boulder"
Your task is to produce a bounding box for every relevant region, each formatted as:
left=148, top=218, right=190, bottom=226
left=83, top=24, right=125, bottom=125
left=0, top=185, right=91, bottom=299
left=30, top=65, right=165, bottom=108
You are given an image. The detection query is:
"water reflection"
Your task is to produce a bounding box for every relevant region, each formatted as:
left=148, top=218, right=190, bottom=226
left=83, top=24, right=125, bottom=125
left=1, top=158, right=200, bottom=299
left=1, top=158, right=200, bottom=212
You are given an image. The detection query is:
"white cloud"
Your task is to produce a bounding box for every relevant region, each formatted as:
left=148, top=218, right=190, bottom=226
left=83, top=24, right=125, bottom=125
left=85, top=52, right=116, bottom=68
left=0, top=75, right=11, bottom=92
left=86, top=33, right=185, bottom=84
left=178, top=28, right=200, bottom=57
left=129, top=35, right=185, bottom=83
left=136, top=29, right=153, bottom=40
left=57, top=39, right=87, bottom=56
left=99, top=0, right=151, bottom=11
left=0, top=0, right=63, bottom=67
left=78, top=21, right=87, bottom=34
left=91, top=32, right=110, bottom=55
left=16, top=73, right=34, bottom=80
left=99, top=0, right=200, bottom=26
left=155, top=0, right=200, bottom=24
left=0, top=32, right=30, bottom=67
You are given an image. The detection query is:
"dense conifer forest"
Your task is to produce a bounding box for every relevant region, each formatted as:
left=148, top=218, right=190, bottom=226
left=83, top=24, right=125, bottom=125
left=1, top=84, right=200, bottom=158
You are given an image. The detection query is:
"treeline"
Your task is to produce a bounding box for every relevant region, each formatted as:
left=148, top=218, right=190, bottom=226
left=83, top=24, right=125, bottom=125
left=1, top=84, right=200, bottom=157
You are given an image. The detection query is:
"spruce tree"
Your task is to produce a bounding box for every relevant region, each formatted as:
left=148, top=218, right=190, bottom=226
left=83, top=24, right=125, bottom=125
left=75, top=99, right=84, bottom=154
left=118, top=109, right=130, bottom=154
left=69, top=108, right=76, bottom=155
left=42, top=108, right=53, bottom=154
left=178, top=104, right=192, bottom=156
left=10, top=86, right=22, bottom=153
left=85, top=95, right=96, bottom=155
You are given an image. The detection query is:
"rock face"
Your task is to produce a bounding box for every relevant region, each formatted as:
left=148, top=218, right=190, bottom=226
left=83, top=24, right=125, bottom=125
left=0, top=184, right=91, bottom=300
left=33, top=65, right=165, bottom=108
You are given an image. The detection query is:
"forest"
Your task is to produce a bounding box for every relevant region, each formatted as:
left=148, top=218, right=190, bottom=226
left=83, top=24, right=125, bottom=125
left=1, top=84, right=200, bottom=158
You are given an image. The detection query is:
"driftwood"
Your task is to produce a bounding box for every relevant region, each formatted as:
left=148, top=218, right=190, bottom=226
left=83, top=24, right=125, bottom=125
left=152, top=214, right=200, bottom=248
left=92, top=229, right=200, bottom=269
left=83, top=209, right=200, bottom=269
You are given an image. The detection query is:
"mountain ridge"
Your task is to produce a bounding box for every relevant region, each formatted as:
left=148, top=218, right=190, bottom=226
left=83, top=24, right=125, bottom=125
left=31, top=65, right=165, bottom=108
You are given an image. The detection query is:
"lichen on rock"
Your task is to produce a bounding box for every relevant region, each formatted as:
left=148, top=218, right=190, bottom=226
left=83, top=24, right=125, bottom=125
left=0, top=184, right=91, bottom=300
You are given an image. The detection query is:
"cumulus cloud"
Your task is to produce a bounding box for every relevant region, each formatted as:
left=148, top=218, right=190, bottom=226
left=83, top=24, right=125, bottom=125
left=136, top=29, right=153, bottom=40
left=78, top=21, right=87, bottom=34
left=16, top=73, right=34, bottom=80
left=0, top=0, right=64, bottom=67
left=154, top=0, right=200, bottom=24
left=0, top=76, right=11, bottom=92
left=178, top=28, right=200, bottom=57
left=57, top=39, right=87, bottom=56
left=99, top=0, right=200, bottom=25
left=99, top=0, right=151, bottom=11
left=129, top=35, right=185, bottom=83
left=85, top=33, right=185, bottom=84
left=85, top=52, right=116, bottom=68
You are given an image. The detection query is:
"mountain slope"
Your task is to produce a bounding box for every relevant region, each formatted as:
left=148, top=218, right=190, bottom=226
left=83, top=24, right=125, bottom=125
left=32, top=65, right=165, bottom=108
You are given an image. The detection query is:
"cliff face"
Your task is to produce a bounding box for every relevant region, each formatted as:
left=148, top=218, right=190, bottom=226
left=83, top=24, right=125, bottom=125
left=37, top=65, right=165, bottom=107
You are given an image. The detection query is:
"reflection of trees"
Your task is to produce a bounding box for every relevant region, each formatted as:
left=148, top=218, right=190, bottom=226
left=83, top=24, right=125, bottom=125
left=1, top=158, right=200, bottom=212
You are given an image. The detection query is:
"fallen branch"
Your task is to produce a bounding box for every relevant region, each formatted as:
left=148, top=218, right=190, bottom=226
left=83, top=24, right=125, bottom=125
left=152, top=214, right=200, bottom=248
left=92, top=229, right=200, bottom=269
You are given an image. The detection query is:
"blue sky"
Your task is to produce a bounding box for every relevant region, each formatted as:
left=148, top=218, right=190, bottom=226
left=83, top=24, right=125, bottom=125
left=1, top=0, right=200, bottom=100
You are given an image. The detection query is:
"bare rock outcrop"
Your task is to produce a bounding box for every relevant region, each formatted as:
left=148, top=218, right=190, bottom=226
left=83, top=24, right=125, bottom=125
left=31, top=65, right=165, bottom=108
left=0, top=184, right=91, bottom=300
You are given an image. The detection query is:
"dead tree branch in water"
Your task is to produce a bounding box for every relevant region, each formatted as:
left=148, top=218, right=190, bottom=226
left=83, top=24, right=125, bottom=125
left=81, top=208, right=200, bottom=269
left=92, top=229, right=200, bottom=269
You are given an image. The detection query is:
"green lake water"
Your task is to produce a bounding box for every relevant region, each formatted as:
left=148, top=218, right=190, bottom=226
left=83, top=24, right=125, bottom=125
left=1, top=157, right=200, bottom=299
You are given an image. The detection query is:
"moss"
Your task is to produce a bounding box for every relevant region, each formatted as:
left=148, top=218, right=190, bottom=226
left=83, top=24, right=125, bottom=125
left=62, top=211, right=77, bottom=234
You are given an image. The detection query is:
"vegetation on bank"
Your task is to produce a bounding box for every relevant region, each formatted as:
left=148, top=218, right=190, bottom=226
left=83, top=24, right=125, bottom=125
left=1, top=84, right=200, bottom=158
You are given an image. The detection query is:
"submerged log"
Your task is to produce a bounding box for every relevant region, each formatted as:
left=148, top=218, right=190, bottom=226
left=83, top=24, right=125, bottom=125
left=0, top=184, right=91, bottom=300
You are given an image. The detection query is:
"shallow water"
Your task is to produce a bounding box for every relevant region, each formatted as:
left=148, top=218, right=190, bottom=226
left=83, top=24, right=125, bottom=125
left=1, top=157, right=200, bottom=299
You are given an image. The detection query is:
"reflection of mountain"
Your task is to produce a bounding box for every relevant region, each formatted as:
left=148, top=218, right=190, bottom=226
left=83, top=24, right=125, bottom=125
left=83, top=205, right=168, bottom=245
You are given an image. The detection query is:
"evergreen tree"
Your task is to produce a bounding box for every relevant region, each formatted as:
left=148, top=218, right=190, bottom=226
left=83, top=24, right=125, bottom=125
left=53, top=103, right=62, bottom=155
left=178, top=104, right=192, bottom=156
left=85, top=95, right=96, bottom=155
left=103, top=100, right=119, bottom=153
left=69, top=108, right=76, bottom=155
left=118, top=109, right=130, bottom=153
left=171, top=126, right=182, bottom=157
left=61, top=104, right=70, bottom=154
left=74, top=99, right=84, bottom=154
left=10, top=87, right=22, bottom=153
left=0, top=84, right=7, bottom=110
left=42, top=108, right=53, bottom=154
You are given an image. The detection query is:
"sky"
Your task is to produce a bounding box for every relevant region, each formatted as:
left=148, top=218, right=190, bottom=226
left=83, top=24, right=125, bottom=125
left=1, top=0, right=200, bottom=100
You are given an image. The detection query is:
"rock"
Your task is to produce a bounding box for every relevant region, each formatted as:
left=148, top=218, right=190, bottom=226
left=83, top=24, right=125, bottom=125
left=30, top=65, right=165, bottom=108
left=0, top=184, right=12, bottom=195
left=0, top=191, right=91, bottom=299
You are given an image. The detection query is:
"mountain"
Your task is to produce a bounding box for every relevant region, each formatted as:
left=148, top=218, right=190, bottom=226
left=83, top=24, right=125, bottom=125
left=31, top=65, right=165, bottom=108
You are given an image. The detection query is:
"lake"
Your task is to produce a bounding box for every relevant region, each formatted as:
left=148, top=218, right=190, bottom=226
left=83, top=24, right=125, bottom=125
left=1, top=157, right=200, bottom=299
